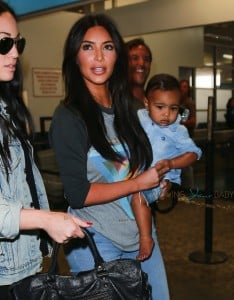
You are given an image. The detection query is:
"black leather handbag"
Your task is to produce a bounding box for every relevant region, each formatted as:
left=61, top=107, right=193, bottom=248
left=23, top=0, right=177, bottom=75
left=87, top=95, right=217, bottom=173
left=11, top=229, right=152, bottom=299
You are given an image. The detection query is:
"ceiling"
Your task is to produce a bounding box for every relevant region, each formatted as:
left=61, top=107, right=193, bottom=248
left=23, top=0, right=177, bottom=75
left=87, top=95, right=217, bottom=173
left=205, top=22, right=234, bottom=47
left=204, top=21, right=234, bottom=66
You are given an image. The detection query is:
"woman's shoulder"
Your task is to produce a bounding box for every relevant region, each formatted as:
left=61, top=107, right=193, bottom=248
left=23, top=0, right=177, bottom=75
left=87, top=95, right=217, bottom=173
left=49, top=102, right=89, bottom=147
left=52, top=102, right=83, bottom=124
left=50, top=102, right=87, bottom=139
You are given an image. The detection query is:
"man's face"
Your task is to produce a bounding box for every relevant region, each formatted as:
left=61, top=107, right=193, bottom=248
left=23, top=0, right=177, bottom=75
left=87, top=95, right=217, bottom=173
left=128, top=45, right=151, bottom=87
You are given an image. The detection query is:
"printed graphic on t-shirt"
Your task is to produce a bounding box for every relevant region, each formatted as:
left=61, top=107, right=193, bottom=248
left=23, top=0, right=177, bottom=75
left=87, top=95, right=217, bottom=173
left=89, top=143, right=134, bottom=218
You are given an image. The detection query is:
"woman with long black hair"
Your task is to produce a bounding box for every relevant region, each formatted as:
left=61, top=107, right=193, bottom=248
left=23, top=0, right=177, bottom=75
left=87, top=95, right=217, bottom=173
left=50, top=13, right=170, bottom=299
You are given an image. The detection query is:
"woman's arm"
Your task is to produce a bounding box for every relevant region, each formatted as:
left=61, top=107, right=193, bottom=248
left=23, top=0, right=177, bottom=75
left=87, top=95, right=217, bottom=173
left=20, top=209, right=91, bottom=243
left=1, top=195, right=91, bottom=242
left=84, top=164, right=167, bottom=206
left=49, top=106, right=169, bottom=208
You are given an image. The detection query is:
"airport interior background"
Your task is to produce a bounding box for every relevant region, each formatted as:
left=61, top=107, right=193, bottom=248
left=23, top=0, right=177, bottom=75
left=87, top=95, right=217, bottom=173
left=7, top=0, right=234, bottom=299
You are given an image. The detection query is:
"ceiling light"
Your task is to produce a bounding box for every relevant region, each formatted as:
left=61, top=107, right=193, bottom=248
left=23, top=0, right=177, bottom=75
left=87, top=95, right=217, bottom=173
left=223, top=54, right=233, bottom=59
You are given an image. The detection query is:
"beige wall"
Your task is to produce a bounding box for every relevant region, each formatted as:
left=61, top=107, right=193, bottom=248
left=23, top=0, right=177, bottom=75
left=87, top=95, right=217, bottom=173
left=19, top=12, right=82, bottom=131
left=18, top=0, right=234, bottom=131
left=125, top=27, right=204, bottom=79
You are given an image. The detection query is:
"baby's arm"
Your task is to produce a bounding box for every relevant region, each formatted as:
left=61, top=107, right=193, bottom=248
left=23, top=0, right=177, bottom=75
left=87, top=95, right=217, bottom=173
left=131, top=193, right=154, bottom=261
left=156, top=152, right=198, bottom=199
left=155, top=152, right=198, bottom=170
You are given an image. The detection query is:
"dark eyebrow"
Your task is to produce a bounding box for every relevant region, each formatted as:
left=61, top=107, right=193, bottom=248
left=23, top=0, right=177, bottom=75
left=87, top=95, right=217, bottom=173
left=0, top=31, right=10, bottom=36
left=0, top=32, right=20, bottom=38
left=103, top=40, right=114, bottom=44
left=81, top=40, right=93, bottom=44
left=81, top=40, right=113, bottom=44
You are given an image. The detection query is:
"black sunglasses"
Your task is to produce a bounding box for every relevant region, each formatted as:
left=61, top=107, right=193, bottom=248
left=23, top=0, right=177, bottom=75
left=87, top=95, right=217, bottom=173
left=0, top=36, right=26, bottom=55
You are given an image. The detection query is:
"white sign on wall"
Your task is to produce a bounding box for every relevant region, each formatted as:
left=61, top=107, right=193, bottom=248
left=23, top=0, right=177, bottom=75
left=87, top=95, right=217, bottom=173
left=32, top=68, right=64, bottom=97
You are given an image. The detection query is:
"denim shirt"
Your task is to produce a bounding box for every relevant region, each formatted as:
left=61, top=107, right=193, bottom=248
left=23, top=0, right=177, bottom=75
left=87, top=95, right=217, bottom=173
left=0, top=100, right=49, bottom=285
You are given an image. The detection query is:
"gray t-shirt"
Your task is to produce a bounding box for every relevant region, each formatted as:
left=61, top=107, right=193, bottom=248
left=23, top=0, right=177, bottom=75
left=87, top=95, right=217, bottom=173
left=49, top=103, right=139, bottom=251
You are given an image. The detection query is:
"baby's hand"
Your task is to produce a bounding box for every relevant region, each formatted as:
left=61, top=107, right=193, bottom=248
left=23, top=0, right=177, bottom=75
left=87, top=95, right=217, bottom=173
left=159, top=179, right=172, bottom=200
left=155, top=159, right=173, bottom=171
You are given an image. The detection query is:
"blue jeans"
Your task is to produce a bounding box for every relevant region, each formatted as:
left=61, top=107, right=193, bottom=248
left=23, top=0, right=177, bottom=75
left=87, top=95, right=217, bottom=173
left=64, top=227, right=170, bottom=300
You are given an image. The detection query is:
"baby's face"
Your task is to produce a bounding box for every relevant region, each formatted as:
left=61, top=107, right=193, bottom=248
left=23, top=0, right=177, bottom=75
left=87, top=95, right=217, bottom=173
left=145, top=89, right=180, bottom=126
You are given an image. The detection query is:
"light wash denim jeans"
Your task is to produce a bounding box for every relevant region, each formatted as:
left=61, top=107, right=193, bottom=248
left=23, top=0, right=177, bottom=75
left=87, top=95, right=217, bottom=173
left=64, top=227, right=170, bottom=300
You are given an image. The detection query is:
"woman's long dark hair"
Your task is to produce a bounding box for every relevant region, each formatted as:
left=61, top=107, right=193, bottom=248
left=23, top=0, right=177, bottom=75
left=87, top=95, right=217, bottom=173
left=0, top=1, right=34, bottom=177
left=62, top=14, right=152, bottom=175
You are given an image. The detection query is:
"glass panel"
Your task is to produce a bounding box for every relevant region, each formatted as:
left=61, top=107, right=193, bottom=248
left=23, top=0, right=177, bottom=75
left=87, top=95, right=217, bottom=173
left=196, top=88, right=213, bottom=110
left=204, top=44, right=214, bottom=67
left=196, top=111, right=209, bottom=126
left=216, top=47, right=233, bottom=67
left=219, top=67, right=234, bottom=89
left=216, top=89, right=232, bottom=122
left=195, top=68, right=221, bottom=88
left=217, top=89, right=232, bottom=110
left=203, top=44, right=234, bottom=89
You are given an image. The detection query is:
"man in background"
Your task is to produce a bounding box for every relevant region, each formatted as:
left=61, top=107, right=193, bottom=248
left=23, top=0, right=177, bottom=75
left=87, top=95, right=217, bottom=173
left=126, top=38, right=152, bottom=109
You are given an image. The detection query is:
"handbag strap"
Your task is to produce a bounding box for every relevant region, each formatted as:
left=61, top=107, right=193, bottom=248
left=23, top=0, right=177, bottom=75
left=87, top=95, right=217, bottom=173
left=83, top=229, right=104, bottom=267
left=48, top=229, right=104, bottom=275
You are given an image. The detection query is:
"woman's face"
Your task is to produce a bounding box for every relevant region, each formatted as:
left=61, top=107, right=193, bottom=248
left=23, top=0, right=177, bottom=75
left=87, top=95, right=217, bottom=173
left=180, top=81, right=189, bottom=97
left=77, top=25, right=117, bottom=91
left=0, top=12, right=19, bottom=82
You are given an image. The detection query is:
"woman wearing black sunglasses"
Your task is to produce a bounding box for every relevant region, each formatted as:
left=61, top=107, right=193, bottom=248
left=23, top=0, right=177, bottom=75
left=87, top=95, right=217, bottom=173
left=0, top=2, right=91, bottom=299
